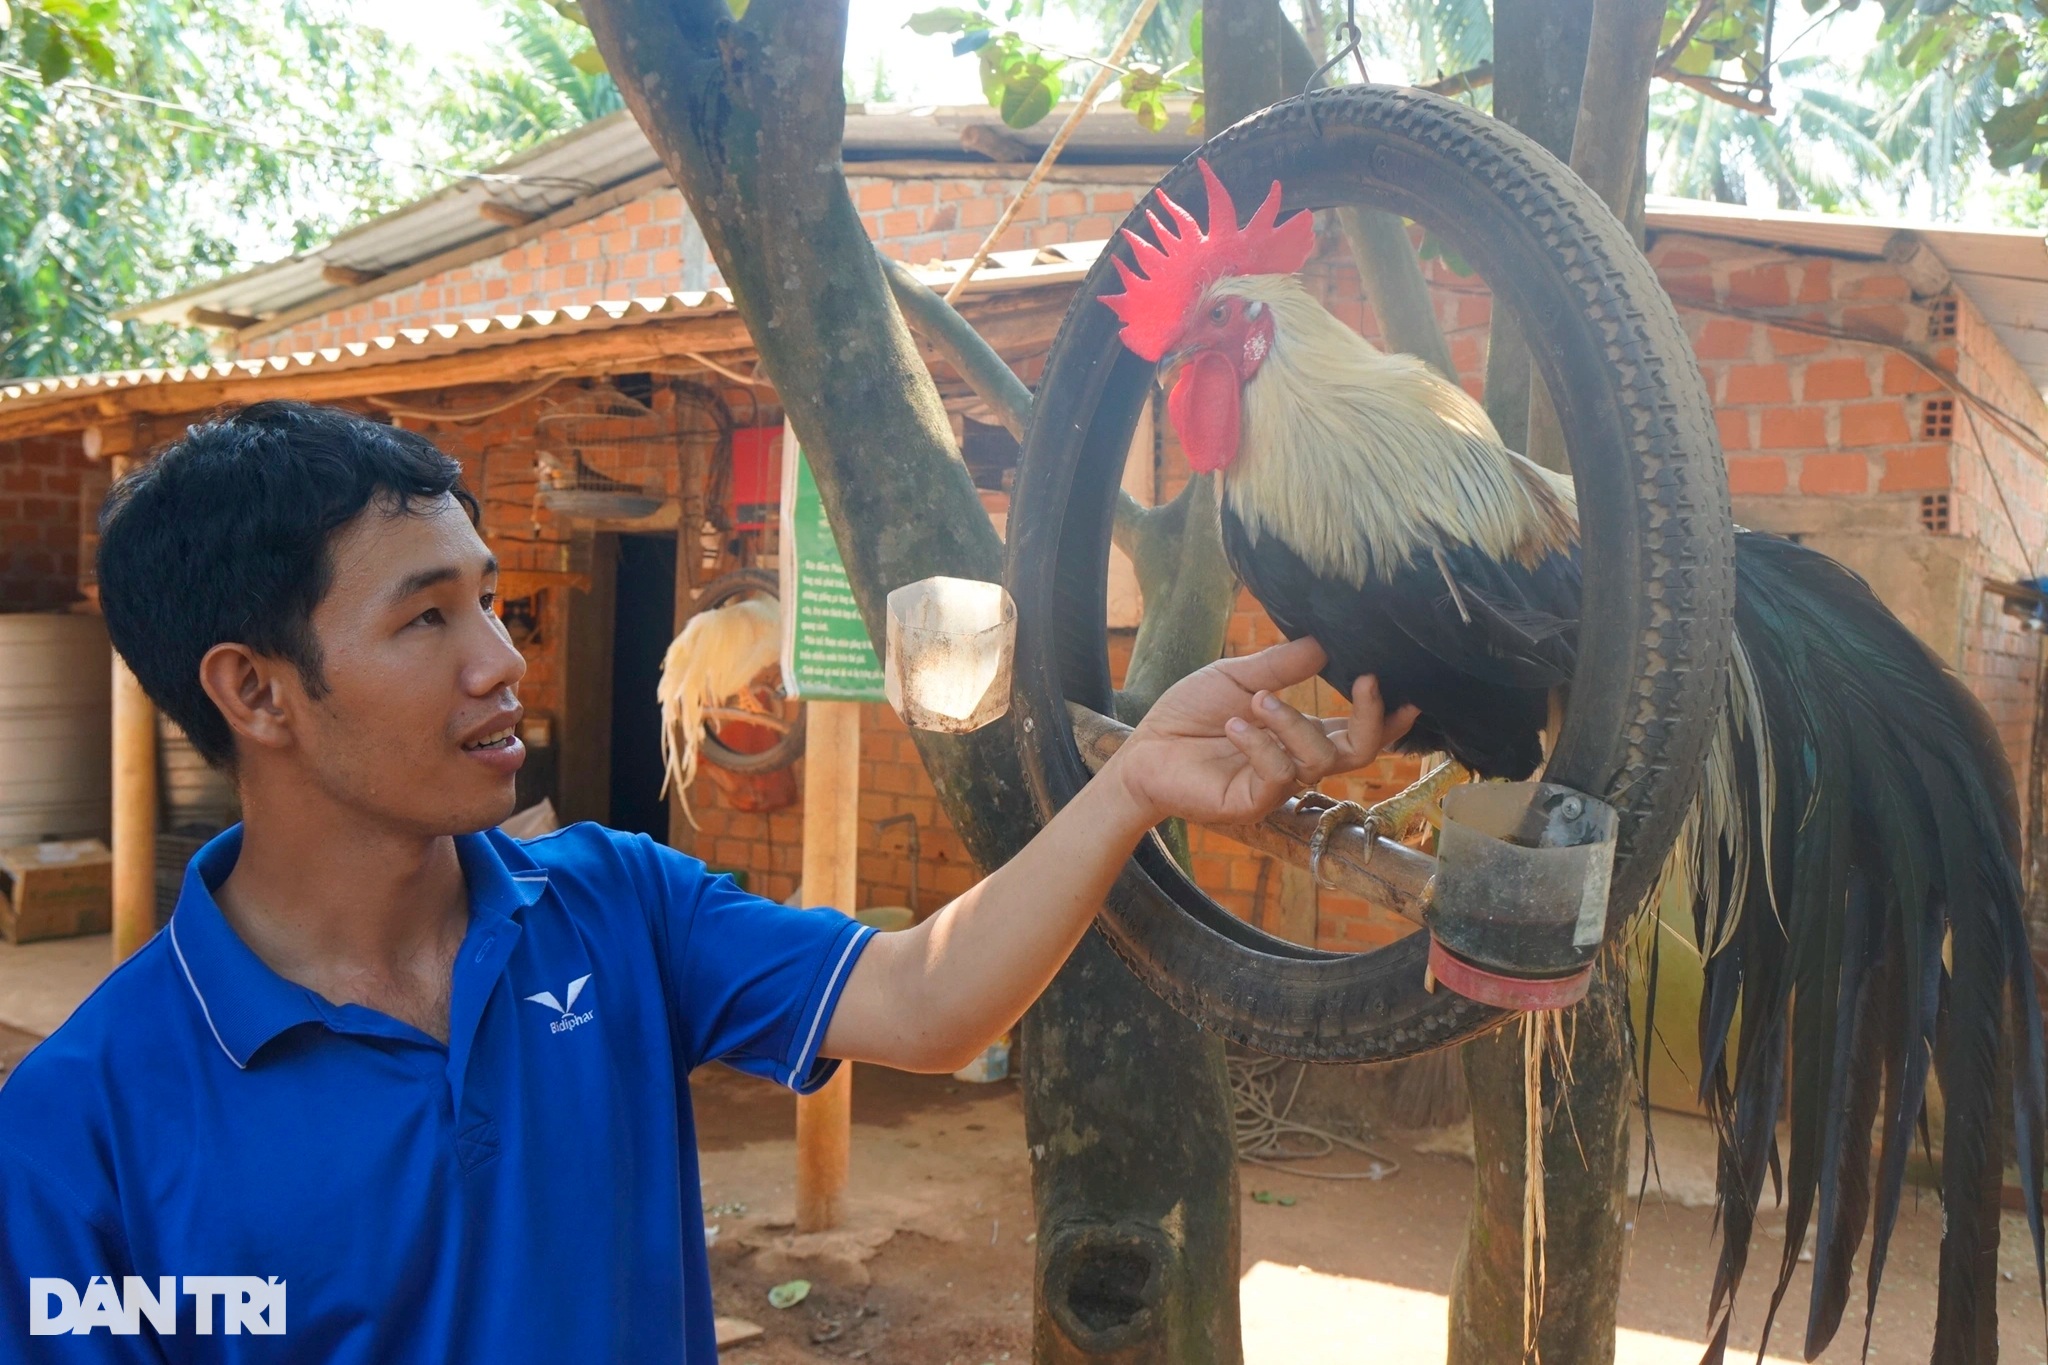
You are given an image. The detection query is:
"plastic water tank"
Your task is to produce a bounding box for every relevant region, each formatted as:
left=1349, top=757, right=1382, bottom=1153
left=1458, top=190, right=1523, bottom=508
left=0, top=614, right=111, bottom=843
left=158, top=711, right=238, bottom=832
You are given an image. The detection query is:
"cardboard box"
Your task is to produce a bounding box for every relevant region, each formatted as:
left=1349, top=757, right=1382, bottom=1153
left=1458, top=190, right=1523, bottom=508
left=0, top=839, right=112, bottom=944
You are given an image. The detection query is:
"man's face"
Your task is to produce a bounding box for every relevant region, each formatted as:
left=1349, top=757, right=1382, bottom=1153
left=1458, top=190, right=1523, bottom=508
left=284, top=495, right=527, bottom=835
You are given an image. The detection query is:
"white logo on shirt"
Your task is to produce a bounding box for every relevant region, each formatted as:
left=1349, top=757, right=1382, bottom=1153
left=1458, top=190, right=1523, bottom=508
left=30, top=1276, right=285, bottom=1335
left=524, top=973, right=595, bottom=1033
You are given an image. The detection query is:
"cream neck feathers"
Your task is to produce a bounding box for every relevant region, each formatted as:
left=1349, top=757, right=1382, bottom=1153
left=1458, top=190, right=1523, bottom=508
left=1213, top=275, right=1578, bottom=588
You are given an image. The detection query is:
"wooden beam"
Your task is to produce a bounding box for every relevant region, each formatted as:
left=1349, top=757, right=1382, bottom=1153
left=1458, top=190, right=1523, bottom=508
left=478, top=200, right=542, bottom=228
left=320, top=263, right=384, bottom=288
left=187, top=306, right=261, bottom=331
left=796, top=699, right=862, bottom=1233
left=959, top=123, right=1038, bottom=162
left=1885, top=230, right=1953, bottom=300
left=80, top=421, right=133, bottom=461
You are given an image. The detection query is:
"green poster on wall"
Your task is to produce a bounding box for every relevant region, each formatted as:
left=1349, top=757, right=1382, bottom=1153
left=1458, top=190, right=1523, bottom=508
left=778, top=429, right=886, bottom=701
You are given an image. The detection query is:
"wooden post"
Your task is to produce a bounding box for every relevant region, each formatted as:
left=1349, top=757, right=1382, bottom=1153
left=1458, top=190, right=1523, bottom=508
left=110, top=654, right=157, bottom=963
left=105, top=450, right=158, bottom=965
left=795, top=698, right=861, bottom=1232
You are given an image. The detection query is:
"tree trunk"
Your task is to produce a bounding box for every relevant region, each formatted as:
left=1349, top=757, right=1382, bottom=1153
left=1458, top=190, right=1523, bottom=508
left=1449, top=947, right=1634, bottom=1365
left=1480, top=0, right=1596, bottom=464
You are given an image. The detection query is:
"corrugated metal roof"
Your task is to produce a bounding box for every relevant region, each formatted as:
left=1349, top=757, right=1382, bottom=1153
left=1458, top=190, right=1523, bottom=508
left=0, top=242, right=1105, bottom=424
left=124, top=103, right=1196, bottom=330
left=1645, top=195, right=2048, bottom=394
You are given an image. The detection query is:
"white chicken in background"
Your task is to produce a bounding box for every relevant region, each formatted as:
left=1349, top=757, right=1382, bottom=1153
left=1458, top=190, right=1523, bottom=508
left=657, top=595, right=783, bottom=826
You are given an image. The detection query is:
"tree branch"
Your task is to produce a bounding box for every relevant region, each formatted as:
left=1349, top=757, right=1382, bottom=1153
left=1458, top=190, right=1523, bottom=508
left=1654, top=69, right=1776, bottom=116
left=1278, top=17, right=1458, bottom=382
left=1418, top=62, right=1494, bottom=97
left=878, top=250, right=1034, bottom=441
left=1115, top=474, right=1236, bottom=722
left=1654, top=0, right=1719, bottom=72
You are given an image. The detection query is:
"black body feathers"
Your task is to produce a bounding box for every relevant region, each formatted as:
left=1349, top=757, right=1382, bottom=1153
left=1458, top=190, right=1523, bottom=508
left=1220, top=503, right=1579, bottom=778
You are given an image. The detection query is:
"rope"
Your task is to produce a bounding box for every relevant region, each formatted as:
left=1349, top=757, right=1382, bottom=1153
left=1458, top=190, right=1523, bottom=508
left=1227, top=1054, right=1402, bottom=1181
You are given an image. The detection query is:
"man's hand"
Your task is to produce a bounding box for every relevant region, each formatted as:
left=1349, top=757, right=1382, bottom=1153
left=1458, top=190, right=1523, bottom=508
left=1106, top=637, right=1419, bottom=829
left=822, top=635, right=1416, bottom=1075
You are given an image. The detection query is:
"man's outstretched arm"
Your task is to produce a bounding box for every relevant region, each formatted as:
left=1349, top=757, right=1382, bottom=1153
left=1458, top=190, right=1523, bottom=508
left=822, top=637, right=1417, bottom=1073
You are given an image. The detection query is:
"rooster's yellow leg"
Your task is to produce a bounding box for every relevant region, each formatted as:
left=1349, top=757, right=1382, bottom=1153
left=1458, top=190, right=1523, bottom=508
left=1300, top=759, right=1469, bottom=889
left=1363, top=758, right=1469, bottom=837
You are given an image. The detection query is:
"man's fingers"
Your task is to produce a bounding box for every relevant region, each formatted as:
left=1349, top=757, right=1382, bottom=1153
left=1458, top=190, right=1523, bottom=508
left=1212, top=637, right=1328, bottom=694
left=1385, top=703, right=1421, bottom=750
left=1330, top=677, right=1421, bottom=769
left=1251, top=690, right=1337, bottom=774
left=1225, top=716, right=1300, bottom=784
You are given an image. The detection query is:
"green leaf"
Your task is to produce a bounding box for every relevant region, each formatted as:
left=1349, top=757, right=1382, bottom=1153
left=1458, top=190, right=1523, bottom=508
left=1185, top=95, right=1205, bottom=138
left=1189, top=10, right=1202, bottom=59
left=569, top=43, right=607, bottom=75
left=1124, top=88, right=1168, bottom=132
left=72, top=30, right=113, bottom=80
left=1995, top=44, right=2022, bottom=88
left=907, top=7, right=989, bottom=35
left=767, top=1279, right=811, bottom=1310
left=999, top=72, right=1059, bottom=128
left=35, top=31, right=74, bottom=85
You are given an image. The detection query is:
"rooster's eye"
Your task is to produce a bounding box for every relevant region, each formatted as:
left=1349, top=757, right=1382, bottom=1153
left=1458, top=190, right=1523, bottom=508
left=1209, top=303, right=1228, bottom=324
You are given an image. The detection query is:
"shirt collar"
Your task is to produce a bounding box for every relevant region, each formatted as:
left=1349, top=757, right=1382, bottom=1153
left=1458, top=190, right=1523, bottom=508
left=167, top=826, right=550, bottom=1070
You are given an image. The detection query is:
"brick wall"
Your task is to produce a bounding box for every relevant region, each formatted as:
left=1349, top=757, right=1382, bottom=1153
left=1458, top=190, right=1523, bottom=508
left=0, top=435, right=92, bottom=612
left=1648, top=231, right=2048, bottom=782
left=241, top=170, right=1161, bottom=362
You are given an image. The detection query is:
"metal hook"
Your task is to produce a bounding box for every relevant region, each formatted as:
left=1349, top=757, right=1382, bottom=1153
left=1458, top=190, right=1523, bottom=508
left=1302, top=0, right=1371, bottom=135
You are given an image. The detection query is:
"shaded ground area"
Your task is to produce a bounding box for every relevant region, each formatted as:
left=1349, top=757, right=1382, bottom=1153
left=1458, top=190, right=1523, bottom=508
left=694, top=1063, right=2048, bottom=1365
left=0, top=1022, right=37, bottom=1084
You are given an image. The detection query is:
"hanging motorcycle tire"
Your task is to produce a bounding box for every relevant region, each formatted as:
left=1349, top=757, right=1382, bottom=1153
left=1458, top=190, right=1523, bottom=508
left=1005, top=85, right=1735, bottom=1064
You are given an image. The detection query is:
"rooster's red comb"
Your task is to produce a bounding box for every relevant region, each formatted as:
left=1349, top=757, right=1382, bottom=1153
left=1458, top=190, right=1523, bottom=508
left=1098, top=159, right=1315, bottom=363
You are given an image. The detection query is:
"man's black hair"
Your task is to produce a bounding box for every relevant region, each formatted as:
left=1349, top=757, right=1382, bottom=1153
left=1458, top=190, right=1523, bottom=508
left=97, top=400, right=477, bottom=768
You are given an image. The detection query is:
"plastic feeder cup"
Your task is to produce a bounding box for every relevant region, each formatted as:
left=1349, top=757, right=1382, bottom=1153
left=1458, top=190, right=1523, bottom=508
left=1425, top=781, right=1618, bottom=1010
left=883, top=576, right=1016, bottom=734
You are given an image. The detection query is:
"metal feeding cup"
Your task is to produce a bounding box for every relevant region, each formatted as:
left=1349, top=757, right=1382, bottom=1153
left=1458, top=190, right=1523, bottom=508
left=1425, top=781, right=1618, bottom=1010
left=883, top=576, right=1016, bottom=734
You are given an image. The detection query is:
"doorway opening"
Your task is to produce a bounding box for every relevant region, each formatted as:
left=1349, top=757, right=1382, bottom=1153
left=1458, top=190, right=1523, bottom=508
left=607, top=532, right=678, bottom=839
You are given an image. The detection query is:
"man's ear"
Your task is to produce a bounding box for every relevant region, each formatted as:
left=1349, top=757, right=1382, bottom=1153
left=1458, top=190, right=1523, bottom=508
left=197, top=643, right=294, bottom=753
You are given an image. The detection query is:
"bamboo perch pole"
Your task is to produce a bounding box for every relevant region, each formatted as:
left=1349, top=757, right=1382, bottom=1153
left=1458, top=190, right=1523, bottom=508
left=1065, top=701, right=1434, bottom=923
left=795, top=699, right=863, bottom=1232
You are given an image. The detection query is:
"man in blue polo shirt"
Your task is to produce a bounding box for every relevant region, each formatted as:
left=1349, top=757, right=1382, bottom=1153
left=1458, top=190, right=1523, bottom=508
left=0, top=402, right=1413, bottom=1361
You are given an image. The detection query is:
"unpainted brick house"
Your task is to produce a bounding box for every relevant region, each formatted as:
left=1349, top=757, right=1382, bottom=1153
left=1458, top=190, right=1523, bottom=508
left=3, top=104, right=2046, bottom=956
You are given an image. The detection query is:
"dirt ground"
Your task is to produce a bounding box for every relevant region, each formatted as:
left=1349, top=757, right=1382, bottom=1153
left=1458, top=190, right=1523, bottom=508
left=693, top=1062, right=2048, bottom=1365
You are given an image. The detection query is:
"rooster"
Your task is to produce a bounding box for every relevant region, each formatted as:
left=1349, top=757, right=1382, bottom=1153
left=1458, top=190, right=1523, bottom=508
left=1100, top=160, right=2046, bottom=1362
